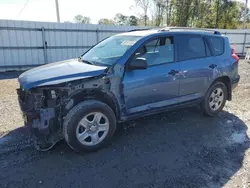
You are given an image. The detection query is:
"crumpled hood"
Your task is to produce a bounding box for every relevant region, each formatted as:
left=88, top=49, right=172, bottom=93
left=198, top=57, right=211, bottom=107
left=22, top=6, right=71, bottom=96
left=18, top=59, right=107, bottom=90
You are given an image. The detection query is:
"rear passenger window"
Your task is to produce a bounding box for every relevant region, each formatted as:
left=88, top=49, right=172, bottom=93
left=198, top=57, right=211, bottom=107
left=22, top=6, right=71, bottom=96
left=205, top=40, right=212, bottom=56
left=178, top=35, right=206, bottom=61
left=207, top=36, right=224, bottom=56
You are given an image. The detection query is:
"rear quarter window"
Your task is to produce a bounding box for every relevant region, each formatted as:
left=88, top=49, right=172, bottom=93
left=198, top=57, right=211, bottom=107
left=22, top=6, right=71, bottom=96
left=207, top=36, right=224, bottom=56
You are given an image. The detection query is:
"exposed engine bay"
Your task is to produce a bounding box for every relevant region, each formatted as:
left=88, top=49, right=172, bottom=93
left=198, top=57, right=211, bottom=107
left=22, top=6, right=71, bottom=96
left=17, top=76, right=116, bottom=151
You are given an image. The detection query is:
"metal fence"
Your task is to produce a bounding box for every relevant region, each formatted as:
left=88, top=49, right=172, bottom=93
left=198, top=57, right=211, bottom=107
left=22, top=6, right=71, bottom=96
left=0, top=20, right=145, bottom=71
left=217, top=28, right=250, bottom=56
left=0, top=20, right=250, bottom=71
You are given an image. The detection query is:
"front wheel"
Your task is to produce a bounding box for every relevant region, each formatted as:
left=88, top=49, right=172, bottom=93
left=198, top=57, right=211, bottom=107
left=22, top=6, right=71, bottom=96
left=63, top=100, right=117, bottom=152
left=202, top=82, right=227, bottom=116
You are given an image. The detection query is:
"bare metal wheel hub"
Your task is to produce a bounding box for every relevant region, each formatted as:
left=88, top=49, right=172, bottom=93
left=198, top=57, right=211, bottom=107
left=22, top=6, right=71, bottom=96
left=76, top=112, right=109, bottom=146
left=209, top=88, right=224, bottom=111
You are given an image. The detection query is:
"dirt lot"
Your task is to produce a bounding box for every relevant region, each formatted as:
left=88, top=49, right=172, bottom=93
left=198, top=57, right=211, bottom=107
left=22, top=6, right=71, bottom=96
left=0, top=61, right=249, bottom=188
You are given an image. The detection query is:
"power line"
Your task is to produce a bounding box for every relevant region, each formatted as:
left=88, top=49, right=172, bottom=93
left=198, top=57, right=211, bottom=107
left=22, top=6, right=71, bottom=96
left=16, top=0, right=30, bottom=19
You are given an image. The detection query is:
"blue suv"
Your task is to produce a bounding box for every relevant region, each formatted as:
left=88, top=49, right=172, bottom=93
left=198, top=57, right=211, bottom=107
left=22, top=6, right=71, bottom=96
left=17, top=28, right=240, bottom=152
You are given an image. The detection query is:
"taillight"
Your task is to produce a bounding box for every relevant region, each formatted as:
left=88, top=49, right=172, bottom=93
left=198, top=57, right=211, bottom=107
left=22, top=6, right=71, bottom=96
left=231, top=48, right=239, bottom=62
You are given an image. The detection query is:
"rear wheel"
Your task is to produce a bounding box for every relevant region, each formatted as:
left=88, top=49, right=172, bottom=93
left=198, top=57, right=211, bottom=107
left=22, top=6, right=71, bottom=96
left=63, top=100, right=117, bottom=152
left=202, top=82, right=227, bottom=116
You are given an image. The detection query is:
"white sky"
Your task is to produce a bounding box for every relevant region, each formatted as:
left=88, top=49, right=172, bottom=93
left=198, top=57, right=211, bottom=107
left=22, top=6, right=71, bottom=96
left=0, top=0, right=248, bottom=24
left=0, top=0, right=137, bottom=23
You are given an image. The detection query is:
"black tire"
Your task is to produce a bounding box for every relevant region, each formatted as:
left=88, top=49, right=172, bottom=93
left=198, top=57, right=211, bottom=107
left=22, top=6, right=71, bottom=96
left=202, top=82, right=227, bottom=117
left=63, top=100, right=117, bottom=152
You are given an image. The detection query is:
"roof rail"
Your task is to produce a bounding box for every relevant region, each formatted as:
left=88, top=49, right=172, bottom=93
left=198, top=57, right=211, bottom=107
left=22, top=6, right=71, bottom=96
left=159, top=27, right=221, bottom=35
left=128, top=28, right=154, bottom=32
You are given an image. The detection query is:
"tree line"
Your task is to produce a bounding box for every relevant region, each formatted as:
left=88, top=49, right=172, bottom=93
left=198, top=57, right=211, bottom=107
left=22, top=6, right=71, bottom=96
left=73, top=0, right=248, bottom=29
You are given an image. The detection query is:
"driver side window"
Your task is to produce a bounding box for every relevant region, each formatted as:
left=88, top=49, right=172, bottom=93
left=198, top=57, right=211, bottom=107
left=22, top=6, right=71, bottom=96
left=133, top=37, right=174, bottom=66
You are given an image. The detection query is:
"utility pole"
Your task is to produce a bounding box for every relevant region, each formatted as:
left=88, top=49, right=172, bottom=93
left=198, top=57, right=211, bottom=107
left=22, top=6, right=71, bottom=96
left=215, top=0, right=220, bottom=28
left=55, top=0, right=60, bottom=23
left=166, top=0, right=169, bottom=26
left=243, top=0, right=248, bottom=29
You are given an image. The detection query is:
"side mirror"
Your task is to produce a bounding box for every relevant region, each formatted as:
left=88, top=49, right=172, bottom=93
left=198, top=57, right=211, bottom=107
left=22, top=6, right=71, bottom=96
left=130, top=58, right=148, bottom=70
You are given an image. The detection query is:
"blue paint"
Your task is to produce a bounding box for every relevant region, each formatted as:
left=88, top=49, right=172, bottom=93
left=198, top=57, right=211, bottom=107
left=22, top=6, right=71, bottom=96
left=18, top=59, right=107, bottom=90
left=123, top=62, right=179, bottom=111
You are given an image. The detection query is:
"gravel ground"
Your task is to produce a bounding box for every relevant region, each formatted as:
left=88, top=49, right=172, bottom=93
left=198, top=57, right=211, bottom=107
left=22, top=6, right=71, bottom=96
left=0, top=62, right=249, bottom=188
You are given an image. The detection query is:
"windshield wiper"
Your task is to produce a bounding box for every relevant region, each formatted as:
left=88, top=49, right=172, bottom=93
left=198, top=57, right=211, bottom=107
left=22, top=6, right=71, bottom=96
left=78, top=58, right=95, bottom=65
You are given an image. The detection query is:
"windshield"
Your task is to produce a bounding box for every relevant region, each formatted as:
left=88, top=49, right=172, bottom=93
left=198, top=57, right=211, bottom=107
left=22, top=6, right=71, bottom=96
left=80, top=35, right=142, bottom=66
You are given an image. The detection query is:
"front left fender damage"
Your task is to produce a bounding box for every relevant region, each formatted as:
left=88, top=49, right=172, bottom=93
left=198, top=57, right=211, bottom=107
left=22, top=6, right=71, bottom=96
left=17, top=77, right=111, bottom=151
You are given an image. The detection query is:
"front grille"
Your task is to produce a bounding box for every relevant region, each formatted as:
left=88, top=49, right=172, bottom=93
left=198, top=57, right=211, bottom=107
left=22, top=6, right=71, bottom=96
left=17, top=87, right=41, bottom=126
left=17, top=87, right=32, bottom=112
left=17, top=87, right=44, bottom=112
left=17, top=87, right=27, bottom=102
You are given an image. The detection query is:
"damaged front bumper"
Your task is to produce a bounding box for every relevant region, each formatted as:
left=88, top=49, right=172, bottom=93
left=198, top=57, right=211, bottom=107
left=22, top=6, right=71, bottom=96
left=17, top=88, right=63, bottom=151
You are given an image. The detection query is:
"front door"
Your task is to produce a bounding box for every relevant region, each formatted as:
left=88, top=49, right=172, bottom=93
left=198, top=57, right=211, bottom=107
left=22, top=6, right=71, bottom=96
left=122, top=36, right=180, bottom=114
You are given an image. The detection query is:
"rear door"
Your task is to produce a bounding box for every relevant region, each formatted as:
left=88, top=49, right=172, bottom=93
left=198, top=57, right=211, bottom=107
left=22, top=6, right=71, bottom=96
left=176, top=34, right=216, bottom=102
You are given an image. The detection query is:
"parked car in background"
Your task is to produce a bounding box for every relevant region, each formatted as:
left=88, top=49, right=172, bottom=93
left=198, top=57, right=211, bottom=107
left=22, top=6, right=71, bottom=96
left=17, top=27, right=240, bottom=152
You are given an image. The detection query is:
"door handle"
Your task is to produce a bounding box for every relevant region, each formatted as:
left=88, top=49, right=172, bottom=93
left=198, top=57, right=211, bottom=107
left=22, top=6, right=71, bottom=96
left=209, top=64, right=217, bottom=69
left=168, top=69, right=179, bottom=76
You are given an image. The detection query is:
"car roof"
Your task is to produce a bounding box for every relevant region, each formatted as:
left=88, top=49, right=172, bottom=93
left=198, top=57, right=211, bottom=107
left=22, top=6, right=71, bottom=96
left=116, top=29, right=159, bottom=37
left=116, top=28, right=224, bottom=38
